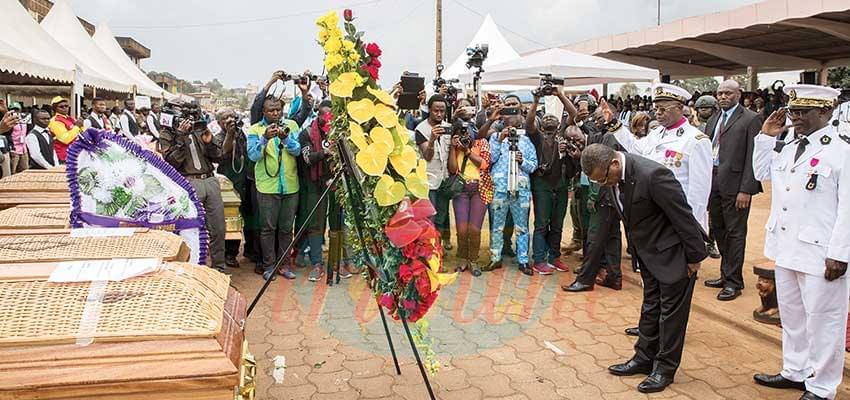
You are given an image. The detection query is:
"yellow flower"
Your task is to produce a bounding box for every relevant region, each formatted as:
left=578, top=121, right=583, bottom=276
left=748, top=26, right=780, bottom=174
left=318, top=29, right=330, bottom=44
left=374, top=175, right=405, bottom=206
left=389, top=146, right=416, bottom=176
left=369, top=126, right=394, bottom=156
left=316, top=11, right=338, bottom=28
left=342, top=40, right=356, bottom=51
left=324, top=37, right=342, bottom=53
left=347, top=98, right=375, bottom=124
left=349, top=122, right=368, bottom=150
left=323, top=53, right=343, bottom=71
left=374, top=103, right=397, bottom=128
left=329, top=72, right=362, bottom=98
left=404, top=171, right=429, bottom=199
left=367, top=86, right=396, bottom=107
left=347, top=51, right=361, bottom=64
left=355, top=143, right=388, bottom=177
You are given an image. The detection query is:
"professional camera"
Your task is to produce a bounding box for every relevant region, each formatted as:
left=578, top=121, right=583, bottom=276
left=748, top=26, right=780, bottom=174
left=533, top=74, right=566, bottom=97
left=160, top=101, right=207, bottom=132
left=433, top=64, right=460, bottom=104
left=284, top=73, right=324, bottom=85
left=465, top=44, right=489, bottom=69
left=452, top=120, right=473, bottom=148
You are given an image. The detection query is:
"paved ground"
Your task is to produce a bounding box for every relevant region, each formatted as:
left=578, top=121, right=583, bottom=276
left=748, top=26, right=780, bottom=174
left=231, top=185, right=850, bottom=399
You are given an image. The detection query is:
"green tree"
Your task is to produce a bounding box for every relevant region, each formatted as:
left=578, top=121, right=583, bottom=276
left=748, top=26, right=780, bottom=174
left=617, top=83, right=639, bottom=99
left=673, top=77, right=718, bottom=95
left=730, top=74, right=759, bottom=91
left=828, top=66, right=850, bottom=88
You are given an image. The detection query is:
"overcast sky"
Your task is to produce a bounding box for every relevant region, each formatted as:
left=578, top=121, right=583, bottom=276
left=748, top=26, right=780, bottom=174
left=69, top=0, right=764, bottom=89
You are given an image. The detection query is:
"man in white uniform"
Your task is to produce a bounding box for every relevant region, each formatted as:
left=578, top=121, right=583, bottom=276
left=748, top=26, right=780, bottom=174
left=613, top=83, right=713, bottom=232
left=752, top=84, right=850, bottom=400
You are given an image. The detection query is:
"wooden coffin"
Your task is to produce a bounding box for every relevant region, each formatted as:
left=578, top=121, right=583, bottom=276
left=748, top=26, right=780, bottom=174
left=0, top=228, right=191, bottom=265
left=0, top=263, right=248, bottom=400
left=0, top=205, right=71, bottom=230
left=218, top=176, right=243, bottom=241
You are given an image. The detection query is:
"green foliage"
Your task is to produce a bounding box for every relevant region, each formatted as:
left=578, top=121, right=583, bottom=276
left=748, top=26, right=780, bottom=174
left=77, top=168, right=97, bottom=196
left=828, top=66, right=850, bottom=88
left=673, top=77, right=718, bottom=94
left=617, top=83, right=639, bottom=99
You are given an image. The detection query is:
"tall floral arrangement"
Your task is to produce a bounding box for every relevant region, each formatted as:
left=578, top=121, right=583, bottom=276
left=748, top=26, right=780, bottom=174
left=316, top=10, right=455, bottom=371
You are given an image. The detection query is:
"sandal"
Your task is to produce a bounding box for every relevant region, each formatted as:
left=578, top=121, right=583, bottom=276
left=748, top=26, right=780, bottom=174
left=471, top=262, right=482, bottom=277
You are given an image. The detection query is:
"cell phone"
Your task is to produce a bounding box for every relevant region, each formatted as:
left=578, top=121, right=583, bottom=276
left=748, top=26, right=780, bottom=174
left=501, top=107, right=520, bottom=116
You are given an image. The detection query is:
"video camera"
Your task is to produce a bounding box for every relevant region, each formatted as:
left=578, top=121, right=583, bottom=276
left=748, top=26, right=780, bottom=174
left=284, top=73, right=325, bottom=85
left=465, top=44, right=489, bottom=69
left=533, top=74, right=565, bottom=97
left=433, top=64, right=460, bottom=104
left=160, top=101, right=207, bottom=132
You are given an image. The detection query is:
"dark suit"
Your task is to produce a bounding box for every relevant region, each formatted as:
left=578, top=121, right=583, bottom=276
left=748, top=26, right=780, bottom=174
left=704, top=105, right=762, bottom=290
left=613, top=153, right=708, bottom=378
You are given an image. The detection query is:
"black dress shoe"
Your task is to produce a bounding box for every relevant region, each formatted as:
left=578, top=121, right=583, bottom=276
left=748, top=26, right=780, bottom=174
left=225, top=254, right=240, bottom=268
left=483, top=260, right=503, bottom=272
left=800, top=391, right=827, bottom=400
left=704, top=278, right=725, bottom=288
left=518, top=263, right=534, bottom=276
left=717, top=286, right=742, bottom=301
left=608, top=359, right=652, bottom=376
left=637, top=373, right=674, bottom=393
left=753, top=373, right=806, bottom=390
left=502, top=247, right=517, bottom=258
left=562, top=281, right=593, bottom=292
left=624, top=327, right=639, bottom=336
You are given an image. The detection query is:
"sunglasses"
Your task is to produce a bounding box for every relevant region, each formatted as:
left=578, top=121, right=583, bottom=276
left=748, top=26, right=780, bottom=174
left=590, top=162, right=613, bottom=185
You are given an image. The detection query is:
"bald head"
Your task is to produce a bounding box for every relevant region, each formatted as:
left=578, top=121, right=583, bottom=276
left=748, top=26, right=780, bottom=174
left=716, top=80, right=741, bottom=111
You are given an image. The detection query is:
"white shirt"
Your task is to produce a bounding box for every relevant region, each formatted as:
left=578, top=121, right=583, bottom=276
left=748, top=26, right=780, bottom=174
left=753, top=125, right=850, bottom=276
left=118, top=110, right=136, bottom=140
left=25, top=126, right=58, bottom=169
left=145, top=113, right=160, bottom=138
left=615, top=118, right=713, bottom=231
left=83, top=112, right=108, bottom=130
left=415, top=119, right=451, bottom=190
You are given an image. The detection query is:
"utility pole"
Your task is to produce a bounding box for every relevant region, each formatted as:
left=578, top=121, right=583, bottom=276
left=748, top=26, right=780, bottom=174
left=436, top=0, right=443, bottom=70
left=657, top=0, right=661, bottom=26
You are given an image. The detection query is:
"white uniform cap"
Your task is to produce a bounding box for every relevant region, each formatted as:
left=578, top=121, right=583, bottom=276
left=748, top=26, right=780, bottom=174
left=652, top=83, right=692, bottom=103
left=784, top=84, right=840, bottom=109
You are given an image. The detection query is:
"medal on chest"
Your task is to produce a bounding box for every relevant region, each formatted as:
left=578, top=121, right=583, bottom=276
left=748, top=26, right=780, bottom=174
left=664, top=149, right=684, bottom=168
left=806, top=158, right=819, bottom=191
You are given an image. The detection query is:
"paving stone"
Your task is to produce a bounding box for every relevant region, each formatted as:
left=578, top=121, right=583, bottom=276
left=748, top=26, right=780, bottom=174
left=343, top=357, right=388, bottom=378
left=468, top=372, right=516, bottom=398
left=577, top=371, right=631, bottom=393
left=305, top=370, right=352, bottom=393
left=349, top=375, right=394, bottom=398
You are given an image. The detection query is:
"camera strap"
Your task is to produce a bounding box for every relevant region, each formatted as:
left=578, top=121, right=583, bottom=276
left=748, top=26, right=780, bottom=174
left=187, top=133, right=203, bottom=171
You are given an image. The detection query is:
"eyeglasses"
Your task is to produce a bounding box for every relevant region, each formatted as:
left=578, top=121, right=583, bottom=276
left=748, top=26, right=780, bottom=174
left=786, top=107, right=815, bottom=118
left=589, top=162, right=612, bottom=185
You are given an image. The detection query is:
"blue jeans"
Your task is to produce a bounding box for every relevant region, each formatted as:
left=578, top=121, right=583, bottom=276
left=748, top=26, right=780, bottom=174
left=490, top=191, right=531, bottom=264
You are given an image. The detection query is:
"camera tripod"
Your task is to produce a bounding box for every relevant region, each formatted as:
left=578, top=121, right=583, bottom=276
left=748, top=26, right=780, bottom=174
left=246, top=139, right=437, bottom=400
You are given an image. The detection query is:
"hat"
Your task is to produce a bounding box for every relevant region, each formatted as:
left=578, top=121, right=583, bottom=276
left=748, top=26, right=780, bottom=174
left=7, top=102, right=21, bottom=110
left=694, top=95, right=717, bottom=109
left=784, top=84, right=839, bottom=109
left=652, top=83, right=691, bottom=103
left=51, top=96, right=68, bottom=105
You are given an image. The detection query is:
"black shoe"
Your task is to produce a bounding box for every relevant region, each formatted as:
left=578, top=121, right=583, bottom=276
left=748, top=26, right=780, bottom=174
left=608, top=359, right=653, bottom=376
left=502, top=247, right=517, bottom=258
left=637, top=373, right=674, bottom=393
left=225, top=254, right=240, bottom=268
left=574, top=266, right=583, bottom=275
left=484, top=260, right=503, bottom=272
left=706, top=242, right=721, bottom=259
left=624, top=327, right=639, bottom=337
left=562, top=281, right=594, bottom=292
left=717, top=286, right=742, bottom=301
left=753, top=373, right=806, bottom=390
left=800, top=391, right=827, bottom=400
left=704, top=278, right=725, bottom=288
left=254, top=265, right=265, bottom=275
left=518, top=263, right=534, bottom=276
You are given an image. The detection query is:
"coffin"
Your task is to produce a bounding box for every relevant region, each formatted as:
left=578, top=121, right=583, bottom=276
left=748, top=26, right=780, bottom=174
left=0, top=205, right=71, bottom=230
left=0, top=263, right=251, bottom=400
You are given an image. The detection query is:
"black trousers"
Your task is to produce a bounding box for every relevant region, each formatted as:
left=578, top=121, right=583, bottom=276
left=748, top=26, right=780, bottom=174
left=633, top=265, right=696, bottom=378
left=576, top=203, right=621, bottom=285
left=708, top=186, right=750, bottom=290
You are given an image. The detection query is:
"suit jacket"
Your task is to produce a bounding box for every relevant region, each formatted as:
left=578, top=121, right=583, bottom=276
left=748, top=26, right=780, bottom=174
left=705, top=105, right=763, bottom=196
left=613, top=153, right=709, bottom=284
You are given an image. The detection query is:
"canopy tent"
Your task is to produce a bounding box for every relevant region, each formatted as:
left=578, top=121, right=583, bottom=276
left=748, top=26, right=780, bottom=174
left=93, top=23, right=174, bottom=100
left=0, top=39, right=71, bottom=85
left=460, top=48, right=659, bottom=87
left=442, top=14, right=520, bottom=82
left=40, top=0, right=148, bottom=95
left=0, top=0, right=120, bottom=93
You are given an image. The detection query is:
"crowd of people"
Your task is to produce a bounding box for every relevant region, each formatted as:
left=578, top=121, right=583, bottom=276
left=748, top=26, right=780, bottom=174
left=1, top=72, right=849, bottom=398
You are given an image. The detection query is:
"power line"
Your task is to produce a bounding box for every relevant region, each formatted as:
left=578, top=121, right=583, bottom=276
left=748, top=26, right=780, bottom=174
left=447, top=0, right=551, bottom=49
left=114, top=0, right=382, bottom=30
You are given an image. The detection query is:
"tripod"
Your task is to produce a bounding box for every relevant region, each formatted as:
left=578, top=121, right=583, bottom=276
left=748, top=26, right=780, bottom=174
left=246, top=139, right=437, bottom=400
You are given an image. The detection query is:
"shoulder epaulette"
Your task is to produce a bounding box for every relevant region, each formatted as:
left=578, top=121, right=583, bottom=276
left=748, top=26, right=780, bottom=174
left=839, top=133, right=850, bottom=146
left=695, top=134, right=709, bottom=141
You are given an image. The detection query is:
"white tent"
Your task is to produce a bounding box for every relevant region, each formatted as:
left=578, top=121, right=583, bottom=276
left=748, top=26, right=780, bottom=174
left=460, top=48, right=659, bottom=87
left=93, top=23, right=174, bottom=99
left=442, top=14, right=520, bottom=82
left=0, top=0, right=117, bottom=90
left=0, top=39, right=72, bottom=84
left=40, top=0, right=140, bottom=94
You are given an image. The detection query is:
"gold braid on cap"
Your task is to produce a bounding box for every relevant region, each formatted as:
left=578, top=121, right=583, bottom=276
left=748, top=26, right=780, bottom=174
left=654, top=87, right=687, bottom=103
left=787, top=89, right=835, bottom=108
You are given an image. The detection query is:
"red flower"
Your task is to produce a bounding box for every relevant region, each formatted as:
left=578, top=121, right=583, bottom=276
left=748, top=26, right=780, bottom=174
left=365, top=43, right=382, bottom=58
left=402, top=299, right=417, bottom=311
left=379, top=293, right=395, bottom=311
left=363, top=64, right=379, bottom=80
left=399, top=263, right=414, bottom=283
left=343, top=9, right=353, bottom=22
left=415, top=275, right=431, bottom=297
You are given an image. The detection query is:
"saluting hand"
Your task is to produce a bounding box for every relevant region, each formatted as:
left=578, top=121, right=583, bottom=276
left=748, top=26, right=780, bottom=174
left=825, top=259, right=848, bottom=281
left=761, top=108, right=787, bottom=137
left=599, top=98, right=614, bottom=124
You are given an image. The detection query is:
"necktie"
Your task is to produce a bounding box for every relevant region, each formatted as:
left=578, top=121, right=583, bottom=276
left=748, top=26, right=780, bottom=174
left=794, top=136, right=809, bottom=162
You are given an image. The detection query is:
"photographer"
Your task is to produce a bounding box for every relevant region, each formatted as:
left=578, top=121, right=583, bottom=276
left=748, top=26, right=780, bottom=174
left=216, top=108, right=258, bottom=269
left=247, top=97, right=304, bottom=281
left=526, top=86, right=579, bottom=275
left=159, top=102, right=227, bottom=272
left=415, top=94, right=453, bottom=250
left=447, top=119, right=492, bottom=277
left=251, top=70, right=314, bottom=125
left=486, top=104, right=538, bottom=276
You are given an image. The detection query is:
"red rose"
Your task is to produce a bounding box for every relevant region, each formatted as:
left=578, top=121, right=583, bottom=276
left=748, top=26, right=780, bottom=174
left=379, top=293, right=395, bottom=311
left=415, top=275, right=431, bottom=297
left=363, top=64, right=379, bottom=80
left=365, top=43, right=382, bottom=58
left=402, top=299, right=417, bottom=311
left=343, top=9, right=353, bottom=21
left=370, top=58, right=382, bottom=68
left=399, top=263, right=414, bottom=283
